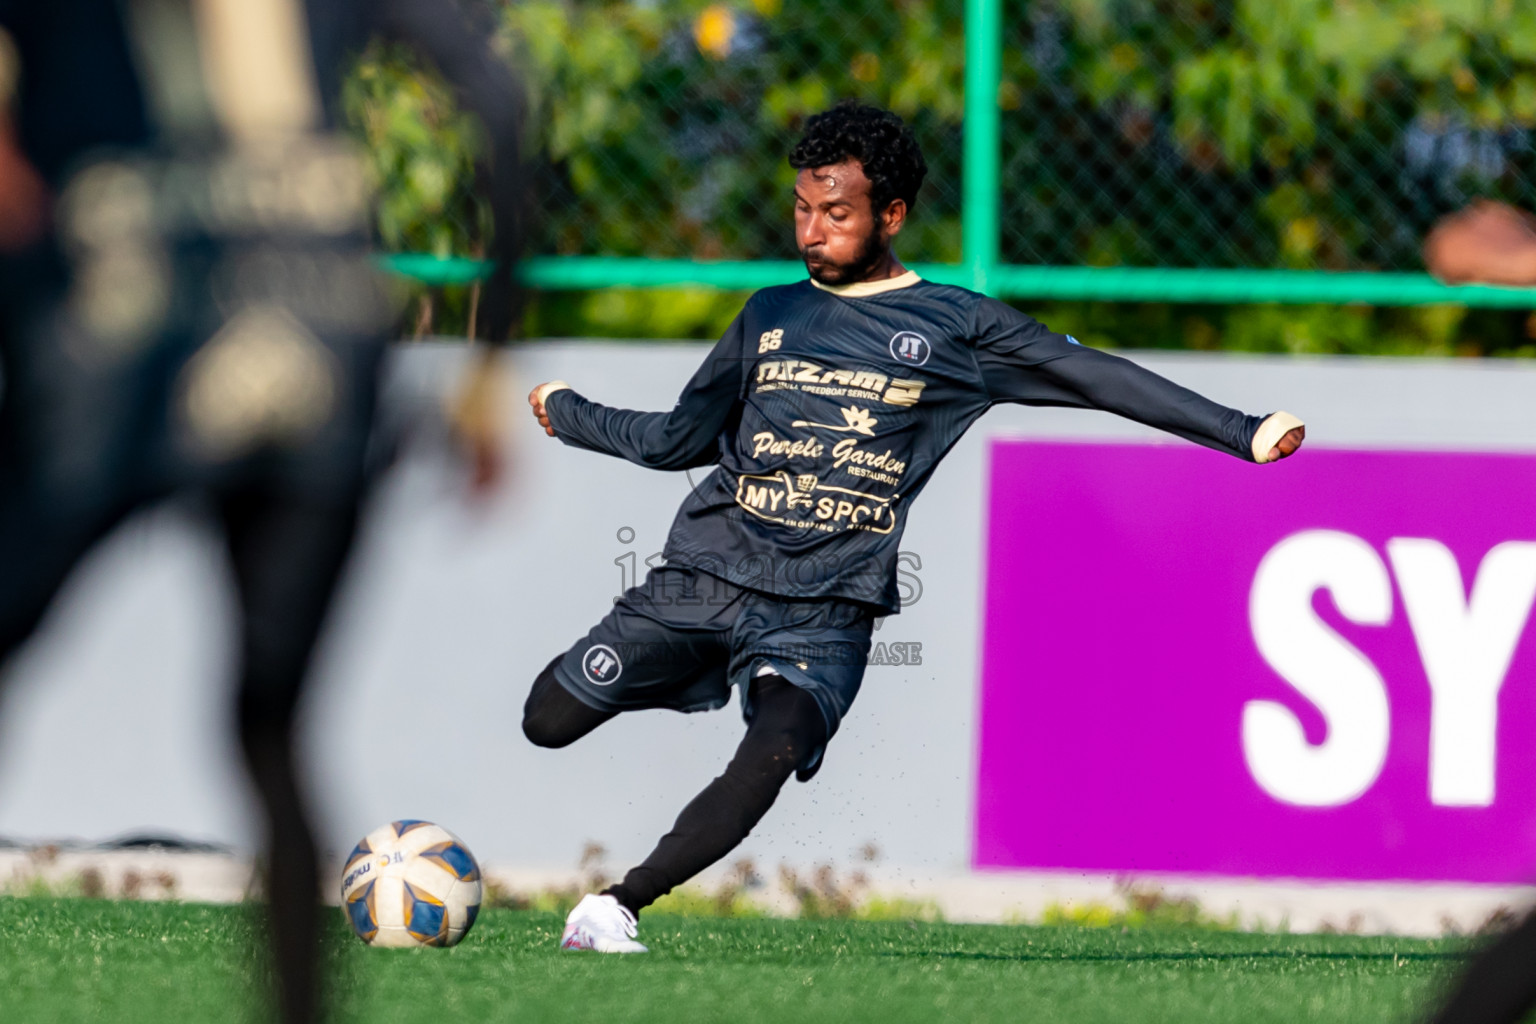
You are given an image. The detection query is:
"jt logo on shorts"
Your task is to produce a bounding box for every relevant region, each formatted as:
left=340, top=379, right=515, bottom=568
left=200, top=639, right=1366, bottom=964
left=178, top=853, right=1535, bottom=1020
left=582, top=644, right=623, bottom=685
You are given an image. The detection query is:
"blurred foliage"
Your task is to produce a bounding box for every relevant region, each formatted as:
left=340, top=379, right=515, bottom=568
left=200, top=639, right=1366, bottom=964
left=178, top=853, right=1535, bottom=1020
left=526, top=287, right=749, bottom=339
left=1037, top=882, right=1241, bottom=931
left=1025, top=298, right=1536, bottom=358
left=503, top=0, right=965, bottom=261
left=648, top=885, right=769, bottom=918
left=343, top=45, right=488, bottom=259
left=525, top=289, right=1536, bottom=357
left=343, top=0, right=1536, bottom=353
left=1004, top=0, right=1536, bottom=272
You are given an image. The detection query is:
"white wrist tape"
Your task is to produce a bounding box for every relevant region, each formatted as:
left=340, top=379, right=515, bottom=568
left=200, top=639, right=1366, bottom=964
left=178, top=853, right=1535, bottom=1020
left=1252, top=411, right=1304, bottom=463
left=535, top=381, right=572, bottom=406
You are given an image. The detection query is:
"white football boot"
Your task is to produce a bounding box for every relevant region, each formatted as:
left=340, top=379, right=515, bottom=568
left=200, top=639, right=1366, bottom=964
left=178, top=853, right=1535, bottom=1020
left=560, top=893, right=648, bottom=953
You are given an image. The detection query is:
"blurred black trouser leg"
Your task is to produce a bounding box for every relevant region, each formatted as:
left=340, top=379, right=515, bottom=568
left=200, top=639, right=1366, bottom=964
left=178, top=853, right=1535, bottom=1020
left=0, top=470, right=355, bottom=1024
left=0, top=298, right=141, bottom=668
left=0, top=520, right=108, bottom=661
left=0, top=473, right=132, bottom=669
left=1429, top=911, right=1536, bottom=1024
left=221, top=485, right=361, bottom=1024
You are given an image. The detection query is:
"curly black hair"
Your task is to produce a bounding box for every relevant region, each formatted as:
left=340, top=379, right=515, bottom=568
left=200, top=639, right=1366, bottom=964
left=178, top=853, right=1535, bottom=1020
left=788, top=102, right=928, bottom=214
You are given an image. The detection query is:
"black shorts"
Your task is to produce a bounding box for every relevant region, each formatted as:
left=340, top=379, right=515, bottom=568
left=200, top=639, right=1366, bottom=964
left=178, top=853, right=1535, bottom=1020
left=552, top=565, right=876, bottom=778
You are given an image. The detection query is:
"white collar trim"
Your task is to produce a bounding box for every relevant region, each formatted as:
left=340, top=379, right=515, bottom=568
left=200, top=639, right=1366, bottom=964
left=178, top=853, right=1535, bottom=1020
left=810, top=270, right=923, bottom=297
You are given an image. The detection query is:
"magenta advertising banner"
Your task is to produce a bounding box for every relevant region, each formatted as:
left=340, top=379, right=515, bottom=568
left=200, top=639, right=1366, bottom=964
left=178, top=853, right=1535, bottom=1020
left=976, top=441, right=1536, bottom=882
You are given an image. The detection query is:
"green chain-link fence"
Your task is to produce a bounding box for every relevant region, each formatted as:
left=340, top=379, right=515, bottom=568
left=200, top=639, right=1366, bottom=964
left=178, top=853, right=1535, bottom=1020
left=998, top=0, right=1536, bottom=272
left=354, top=0, right=1536, bottom=309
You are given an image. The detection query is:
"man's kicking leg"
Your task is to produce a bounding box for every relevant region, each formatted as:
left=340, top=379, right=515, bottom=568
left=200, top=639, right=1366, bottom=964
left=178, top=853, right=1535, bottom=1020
left=560, top=673, right=826, bottom=953
left=522, top=656, right=616, bottom=749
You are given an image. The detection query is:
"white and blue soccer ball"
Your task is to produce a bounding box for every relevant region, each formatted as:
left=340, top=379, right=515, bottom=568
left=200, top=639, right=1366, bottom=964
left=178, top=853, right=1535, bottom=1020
left=340, top=820, right=483, bottom=948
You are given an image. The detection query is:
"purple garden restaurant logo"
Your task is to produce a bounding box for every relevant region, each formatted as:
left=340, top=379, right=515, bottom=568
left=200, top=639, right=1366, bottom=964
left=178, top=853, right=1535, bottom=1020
left=976, top=441, right=1536, bottom=884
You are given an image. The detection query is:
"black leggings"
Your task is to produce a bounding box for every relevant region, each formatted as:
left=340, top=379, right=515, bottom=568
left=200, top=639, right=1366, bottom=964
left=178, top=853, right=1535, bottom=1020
left=522, top=659, right=827, bottom=915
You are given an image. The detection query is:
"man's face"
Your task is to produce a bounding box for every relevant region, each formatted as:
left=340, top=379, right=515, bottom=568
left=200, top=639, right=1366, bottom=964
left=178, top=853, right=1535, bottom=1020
left=794, top=160, right=900, bottom=285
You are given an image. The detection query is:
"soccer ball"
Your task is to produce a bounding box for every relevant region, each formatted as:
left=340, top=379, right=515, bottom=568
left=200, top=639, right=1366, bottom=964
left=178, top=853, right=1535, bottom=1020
left=340, top=820, right=483, bottom=948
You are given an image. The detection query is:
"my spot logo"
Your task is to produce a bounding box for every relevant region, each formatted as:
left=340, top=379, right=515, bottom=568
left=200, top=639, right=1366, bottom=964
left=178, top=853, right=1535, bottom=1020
left=582, top=644, right=623, bottom=686
left=890, top=331, right=931, bottom=367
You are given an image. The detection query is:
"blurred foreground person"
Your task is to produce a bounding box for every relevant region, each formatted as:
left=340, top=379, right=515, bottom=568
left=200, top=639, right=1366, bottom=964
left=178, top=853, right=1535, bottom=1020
left=0, top=1, right=522, bottom=1020
left=524, top=103, right=1305, bottom=954
left=1428, top=915, right=1536, bottom=1024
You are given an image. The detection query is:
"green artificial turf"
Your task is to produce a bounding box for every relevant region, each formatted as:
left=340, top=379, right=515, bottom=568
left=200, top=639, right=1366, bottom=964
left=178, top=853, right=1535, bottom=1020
left=0, top=897, right=1477, bottom=1024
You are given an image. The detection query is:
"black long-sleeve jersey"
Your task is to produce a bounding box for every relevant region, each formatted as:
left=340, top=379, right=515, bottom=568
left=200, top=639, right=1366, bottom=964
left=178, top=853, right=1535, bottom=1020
left=546, top=272, right=1271, bottom=613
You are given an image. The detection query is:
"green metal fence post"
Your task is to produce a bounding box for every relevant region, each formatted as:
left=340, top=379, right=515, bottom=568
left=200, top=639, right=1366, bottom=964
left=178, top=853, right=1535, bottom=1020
left=963, top=0, right=1003, bottom=296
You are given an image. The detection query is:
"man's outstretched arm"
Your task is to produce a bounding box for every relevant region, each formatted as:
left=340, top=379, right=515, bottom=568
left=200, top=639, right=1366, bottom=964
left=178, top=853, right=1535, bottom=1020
left=528, top=318, right=747, bottom=471
left=973, top=297, right=1303, bottom=463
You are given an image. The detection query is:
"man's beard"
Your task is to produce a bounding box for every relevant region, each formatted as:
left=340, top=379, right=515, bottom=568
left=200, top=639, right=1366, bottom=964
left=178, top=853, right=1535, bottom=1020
left=800, top=226, right=887, bottom=285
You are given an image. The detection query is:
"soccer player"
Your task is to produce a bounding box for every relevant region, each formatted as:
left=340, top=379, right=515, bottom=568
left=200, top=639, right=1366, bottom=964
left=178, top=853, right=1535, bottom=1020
left=524, top=102, right=1305, bottom=954
left=0, top=1, right=523, bottom=1020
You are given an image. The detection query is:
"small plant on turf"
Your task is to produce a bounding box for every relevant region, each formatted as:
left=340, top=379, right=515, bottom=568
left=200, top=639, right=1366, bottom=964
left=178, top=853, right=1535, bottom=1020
left=854, top=894, right=943, bottom=923
left=779, top=863, right=860, bottom=919
left=1, top=848, right=178, bottom=901
left=1039, top=879, right=1240, bottom=930
left=1318, top=914, right=1367, bottom=936
left=482, top=840, right=615, bottom=917
left=1477, top=906, right=1522, bottom=935
left=650, top=859, right=768, bottom=918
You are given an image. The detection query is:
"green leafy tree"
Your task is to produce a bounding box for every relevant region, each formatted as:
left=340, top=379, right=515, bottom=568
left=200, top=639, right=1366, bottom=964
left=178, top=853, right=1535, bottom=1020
left=342, top=0, right=1536, bottom=352
left=1002, top=0, right=1536, bottom=271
